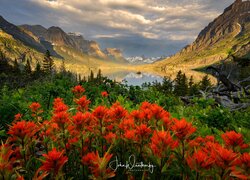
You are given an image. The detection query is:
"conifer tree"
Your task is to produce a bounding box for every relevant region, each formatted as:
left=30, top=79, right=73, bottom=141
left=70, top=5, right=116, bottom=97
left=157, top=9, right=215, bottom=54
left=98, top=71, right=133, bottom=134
left=88, top=70, right=94, bottom=82
left=0, top=50, right=10, bottom=72
left=97, top=69, right=102, bottom=83
left=34, top=62, right=42, bottom=77
left=13, top=59, right=20, bottom=74
left=25, top=59, right=32, bottom=74
left=35, top=62, right=41, bottom=72
left=43, top=50, right=54, bottom=73
left=174, top=70, right=188, bottom=96
left=188, top=76, right=200, bottom=95
left=199, top=75, right=212, bottom=91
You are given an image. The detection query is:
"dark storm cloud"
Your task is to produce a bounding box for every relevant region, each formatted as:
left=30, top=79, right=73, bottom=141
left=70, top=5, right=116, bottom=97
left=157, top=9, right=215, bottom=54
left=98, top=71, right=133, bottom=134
left=0, top=0, right=235, bottom=56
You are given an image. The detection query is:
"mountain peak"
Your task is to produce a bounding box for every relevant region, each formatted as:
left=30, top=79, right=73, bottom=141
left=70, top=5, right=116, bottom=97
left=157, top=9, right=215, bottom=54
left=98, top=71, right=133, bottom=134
left=184, top=0, right=250, bottom=53
left=156, top=0, right=250, bottom=67
left=48, top=26, right=64, bottom=33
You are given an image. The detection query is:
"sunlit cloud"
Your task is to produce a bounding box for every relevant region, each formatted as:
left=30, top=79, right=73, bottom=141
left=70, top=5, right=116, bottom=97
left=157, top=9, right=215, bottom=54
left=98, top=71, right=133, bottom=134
left=0, top=0, right=235, bottom=56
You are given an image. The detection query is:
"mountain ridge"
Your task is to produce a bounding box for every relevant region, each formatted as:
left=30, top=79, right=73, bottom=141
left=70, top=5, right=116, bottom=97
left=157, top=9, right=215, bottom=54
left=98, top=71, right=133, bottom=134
left=155, top=0, right=250, bottom=69
left=19, top=24, right=126, bottom=62
left=0, top=16, right=46, bottom=53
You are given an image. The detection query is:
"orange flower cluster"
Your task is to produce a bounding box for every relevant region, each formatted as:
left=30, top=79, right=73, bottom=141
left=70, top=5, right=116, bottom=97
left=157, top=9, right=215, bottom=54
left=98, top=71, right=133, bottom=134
left=0, top=85, right=249, bottom=179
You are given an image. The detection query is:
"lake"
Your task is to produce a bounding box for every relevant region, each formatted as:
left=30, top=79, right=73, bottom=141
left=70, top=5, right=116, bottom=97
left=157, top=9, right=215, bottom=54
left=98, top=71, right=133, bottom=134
left=121, top=72, right=163, bottom=86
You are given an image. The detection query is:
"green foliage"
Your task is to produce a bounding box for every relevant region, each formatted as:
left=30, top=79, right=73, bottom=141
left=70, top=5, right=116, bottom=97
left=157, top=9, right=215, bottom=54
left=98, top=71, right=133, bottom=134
left=24, top=59, right=32, bottom=74
left=0, top=66, right=249, bottom=145
left=174, top=70, right=189, bottom=96
left=195, top=106, right=233, bottom=131
left=42, top=50, right=54, bottom=73
left=199, top=75, right=212, bottom=91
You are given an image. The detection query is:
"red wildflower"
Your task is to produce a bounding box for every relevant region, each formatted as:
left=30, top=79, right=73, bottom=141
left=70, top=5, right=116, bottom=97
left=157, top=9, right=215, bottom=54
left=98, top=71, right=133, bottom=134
left=72, top=112, right=85, bottom=131
left=101, top=91, right=108, bottom=97
left=171, top=119, right=196, bottom=140
left=221, top=131, right=248, bottom=149
left=230, top=153, right=250, bottom=180
left=141, top=108, right=153, bottom=122
left=8, top=121, right=38, bottom=141
left=53, top=98, right=68, bottom=113
left=230, top=168, right=250, bottom=180
left=186, top=149, right=214, bottom=171
left=104, top=132, right=117, bottom=143
left=230, top=153, right=250, bottom=179
left=76, top=96, right=91, bottom=112
left=150, top=104, right=168, bottom=120
left=162, top=116, right=172, bottom=130
left=40, top=148, right=68, bottom=175
left=240, top=153, right=250, bottom=169
left=135, top=124, right=151, bottom=139
left=92, top=106, right=108, bottom=120
left=14, top=113, right=22, bottom=121
left=108, top=103, right=128, bottom=122
left=72, top=85, right=85, bottom=97
left=119, top=118, right=135, bottom=131
left=82, top=151, right=115, bottom=179
left=124, top=130, right=137, bottom=141
left=16, top=176, right=24, bottom=180
left=150, top=130, right=178, bottom=158
left=29, top=102, right=41, bottom=112
left=188, top=135, right=216, bottom=148
left=130, top=110, right=144, bottom=121
left=70, top=112, right=96, bottom=135
left=213, top=146, right=238, bottom=169
left=82, top=152, right=96, bottom=165
left=140, top=102, right=152, bottom=110
left=0, top=144, right=14, bottom=173
left=52, top=111, right=70, bottom=128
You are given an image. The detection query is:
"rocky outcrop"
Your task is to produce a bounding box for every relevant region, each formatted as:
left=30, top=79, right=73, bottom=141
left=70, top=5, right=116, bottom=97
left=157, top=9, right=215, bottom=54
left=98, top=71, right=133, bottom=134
left=104, top=48, right=128, bottom=63
left=155, top=0, right=250, bottom=68
left=179, top=0, right=250, bottom=55
left=104, top=48, right=124, bottom=60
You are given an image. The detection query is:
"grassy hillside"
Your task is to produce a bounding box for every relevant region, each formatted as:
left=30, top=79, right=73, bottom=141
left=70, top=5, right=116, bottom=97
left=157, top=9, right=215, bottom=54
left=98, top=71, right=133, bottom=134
left=154, top=22, right=250, bottom=70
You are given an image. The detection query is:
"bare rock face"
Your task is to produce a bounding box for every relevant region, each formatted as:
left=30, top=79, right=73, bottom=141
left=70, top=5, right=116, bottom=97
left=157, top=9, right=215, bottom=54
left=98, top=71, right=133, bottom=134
left=104, top=48, right=123, bottom=59
left=104, top=48, right=127, bottom=63
left=46, top=26, right=75, bottom=47
left=180, top=0, right=250, bottom=54
left=85, top=41, right=107, bottom=59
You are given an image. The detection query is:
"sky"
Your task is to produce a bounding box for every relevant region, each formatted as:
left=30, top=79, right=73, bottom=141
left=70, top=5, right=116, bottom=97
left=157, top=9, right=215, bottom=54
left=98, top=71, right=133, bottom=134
left=0, top=0, right=235, bottom=57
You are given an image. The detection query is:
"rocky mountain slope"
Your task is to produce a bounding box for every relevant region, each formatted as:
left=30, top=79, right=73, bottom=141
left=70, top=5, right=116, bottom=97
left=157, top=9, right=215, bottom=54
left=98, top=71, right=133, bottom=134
left=0, top=16, right=46, bottom=53
left=103, top=48, right=127, bottom=63
left=19, top=24, right=123, bottom=60
left=155, top=0, right=250, bottom=69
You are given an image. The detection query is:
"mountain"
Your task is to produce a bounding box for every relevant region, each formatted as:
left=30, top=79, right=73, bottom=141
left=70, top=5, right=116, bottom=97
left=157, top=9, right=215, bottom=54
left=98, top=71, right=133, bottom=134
left=0, top=16, right=46, bottom=53
left=155, top=0, right=250, bottom=68
left=20, top=25, right=110, bottom=59
left=126, top=56, right=167, bottom=64
left=103, top=48, right=128, bottom=63
left=20, top=24, right=47, bottom=38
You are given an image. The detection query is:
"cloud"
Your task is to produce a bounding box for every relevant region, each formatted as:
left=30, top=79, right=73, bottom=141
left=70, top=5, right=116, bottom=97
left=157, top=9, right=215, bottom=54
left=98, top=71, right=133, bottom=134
left=0, top=0, right=235, bottom=56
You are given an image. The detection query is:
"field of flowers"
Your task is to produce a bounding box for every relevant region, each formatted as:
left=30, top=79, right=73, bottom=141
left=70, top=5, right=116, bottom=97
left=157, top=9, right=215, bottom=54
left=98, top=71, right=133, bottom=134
left=1, top=85, right=250, bottom=179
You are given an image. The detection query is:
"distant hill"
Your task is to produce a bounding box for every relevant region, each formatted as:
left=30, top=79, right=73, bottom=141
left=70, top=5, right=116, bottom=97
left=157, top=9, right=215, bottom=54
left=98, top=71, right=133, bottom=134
left=155, top=0, right=250, bottom=69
